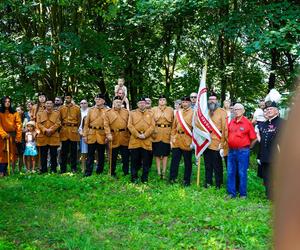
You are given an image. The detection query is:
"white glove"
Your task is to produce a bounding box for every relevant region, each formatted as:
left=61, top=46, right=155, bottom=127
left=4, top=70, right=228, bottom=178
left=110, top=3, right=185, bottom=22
left=257, top=159, right=261, bottom=165
left=219, top=149, right=224, bottom=158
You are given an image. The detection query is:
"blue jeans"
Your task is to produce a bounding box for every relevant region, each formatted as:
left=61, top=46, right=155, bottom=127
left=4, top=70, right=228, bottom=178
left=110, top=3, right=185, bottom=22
left=227, top=148, right=250, bottom=197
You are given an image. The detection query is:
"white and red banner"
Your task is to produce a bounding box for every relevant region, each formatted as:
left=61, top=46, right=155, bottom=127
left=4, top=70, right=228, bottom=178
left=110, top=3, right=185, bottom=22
left=192, top=64, right=212, bottom=158
left=175, top=110, right=193, bottom=138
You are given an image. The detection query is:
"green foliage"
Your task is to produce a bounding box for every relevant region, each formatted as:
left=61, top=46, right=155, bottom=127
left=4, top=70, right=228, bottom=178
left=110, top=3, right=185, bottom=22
left=0, top=159, right=271, bottom=249
left=0, top=0, right=299, bottom=106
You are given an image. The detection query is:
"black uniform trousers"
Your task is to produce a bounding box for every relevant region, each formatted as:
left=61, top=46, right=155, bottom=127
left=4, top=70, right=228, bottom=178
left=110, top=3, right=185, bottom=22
left=130, top=148, right=151, bottom=183
left=40, top=145, right=58, bottom=173
left=60, top=140, right=78, bottom=173
left=85, top=142, right=105, bottom=176
left=203, top=148, right=223, bottom=188
left=169, top=148, right=192, bottom=186
left=261, top=162, right=271, bottom=199
left=111, top=145, right=129, bottom=176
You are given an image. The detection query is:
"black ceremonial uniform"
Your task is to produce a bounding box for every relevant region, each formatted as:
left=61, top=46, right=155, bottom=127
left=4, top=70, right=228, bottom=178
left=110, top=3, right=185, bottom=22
left=259, top=115, right=282, bottom=199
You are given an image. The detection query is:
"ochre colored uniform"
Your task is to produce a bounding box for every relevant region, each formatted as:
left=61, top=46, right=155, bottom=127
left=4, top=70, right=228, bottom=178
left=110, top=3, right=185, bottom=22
left=59, top=103, right=81, bottom=173
left=104, top=108, right=130, bottom=148
left=36, top=110, right=61, bottom=147
left=36, top=109, right=61, bottom=173
left=203, top=107, right=227, bottom=188
left=59, top=104, right=81, bottom=142
left=30, top=103, right=46, bottom=121
left=128, top=109, right=155, bottom=151
left=169, top=108, right=193, bottom=186
left=128, top=109, right=155, bottom=183
left=83, top=106, right=109, bottom=175
left=83, top=106, right=108, bottom=144
left=171, top=108, right=193, bottom=151
left=0, top=111, right=22, bottom=164
left=208, top=108, right=227, bottom=151
left=104, top=108, right=130, bottom=175
left=152, top=106, right=174, bottom=143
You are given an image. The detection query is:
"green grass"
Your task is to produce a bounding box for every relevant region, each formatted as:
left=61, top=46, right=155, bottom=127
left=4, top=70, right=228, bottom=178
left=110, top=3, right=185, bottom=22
left=0, top=158, right=271, bottom=249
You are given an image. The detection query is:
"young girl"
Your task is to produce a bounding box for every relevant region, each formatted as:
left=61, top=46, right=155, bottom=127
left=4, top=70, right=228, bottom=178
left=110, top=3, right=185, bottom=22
left=23, top=121, right=38, bottom=172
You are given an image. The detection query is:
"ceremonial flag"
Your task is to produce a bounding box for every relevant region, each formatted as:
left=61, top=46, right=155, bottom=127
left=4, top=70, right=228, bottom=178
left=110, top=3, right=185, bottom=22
left=192, top=63, right=211, bottom=159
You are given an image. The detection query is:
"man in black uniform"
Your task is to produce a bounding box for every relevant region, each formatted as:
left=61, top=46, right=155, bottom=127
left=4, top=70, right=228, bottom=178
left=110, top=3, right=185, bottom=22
left=257, top=101, right=282, bottom=199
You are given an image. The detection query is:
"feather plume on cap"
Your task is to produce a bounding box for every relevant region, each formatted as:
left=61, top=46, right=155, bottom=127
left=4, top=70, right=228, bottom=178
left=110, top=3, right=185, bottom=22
left=265, top=89, right=281, bottom=103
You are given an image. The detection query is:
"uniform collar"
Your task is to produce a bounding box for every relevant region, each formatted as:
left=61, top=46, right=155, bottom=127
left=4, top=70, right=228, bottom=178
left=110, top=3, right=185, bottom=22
left=159, top=105, right=166, bottom=111
left=268, top=115, right=278, bottom=122
left=65, top=103, right=73, bottom=107
left=182, top=107, right=191, bottom=112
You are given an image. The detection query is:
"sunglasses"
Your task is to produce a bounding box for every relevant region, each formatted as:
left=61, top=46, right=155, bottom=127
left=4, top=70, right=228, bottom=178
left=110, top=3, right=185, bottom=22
left=80, top=102, right=87, bottom=105
left=190, top=96, right=197, bottom=98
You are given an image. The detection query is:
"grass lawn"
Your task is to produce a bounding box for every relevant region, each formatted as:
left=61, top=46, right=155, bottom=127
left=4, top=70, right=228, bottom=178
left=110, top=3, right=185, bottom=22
left=0, top=158, right=271, bottom=249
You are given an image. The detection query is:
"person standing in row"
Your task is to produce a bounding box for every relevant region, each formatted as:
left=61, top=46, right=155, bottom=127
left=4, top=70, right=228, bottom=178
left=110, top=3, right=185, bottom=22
left=79, top=99, right=89, bottom=172
left=36, top=100, right=61, bottom=173
left=227, top=103, right=257, bottom=198
left=54, top=96, right=63, bottom=111
left=23, top=121, right=38, bottom=172
left=104, top=96, right=130, bottom=176
left=169, top=96, right=193, bottom=186
left=116, top=88, right=130, bottom=111
left=257, top=101, right=283, bottom=199
left=145, top=97, right=153, bottom=168
left=152, top=95, right=174, bottom=179
left=83, top=93, right=108, bottom=176
left=203, top=92, right=227, bottom=189
left=0, top=96, right=22, bottom=177
left=128, top=97, right=155, bottom=183
left=30, top=92, right=47, bottom=121
left=190, top=92, right=197, bottom=110
left=59, top=93, right=81, bottom=173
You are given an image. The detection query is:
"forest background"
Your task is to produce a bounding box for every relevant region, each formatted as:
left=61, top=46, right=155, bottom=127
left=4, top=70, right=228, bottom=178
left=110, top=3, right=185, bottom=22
left=0, top=0, right=299, bottom=108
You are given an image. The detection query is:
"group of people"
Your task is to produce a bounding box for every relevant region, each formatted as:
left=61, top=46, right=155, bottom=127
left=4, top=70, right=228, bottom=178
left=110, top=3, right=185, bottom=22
left=0, top=78, right=282, bottom=199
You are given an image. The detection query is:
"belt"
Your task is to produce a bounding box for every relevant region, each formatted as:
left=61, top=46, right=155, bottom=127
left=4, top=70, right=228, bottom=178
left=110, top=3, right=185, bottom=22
left=89, top=126, right=104, bottom=130
left=156, top=124, right=171, bottom=128
left=178, top=131, right=185, bottom=134
left=111, top=128, right=127, bottom=132
left=63, top=123, right=78, bottom=127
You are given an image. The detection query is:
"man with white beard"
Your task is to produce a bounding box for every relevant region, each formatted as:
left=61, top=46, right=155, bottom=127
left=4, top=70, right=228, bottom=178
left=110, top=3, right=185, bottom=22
left=203, top=92, right=227, bottom=189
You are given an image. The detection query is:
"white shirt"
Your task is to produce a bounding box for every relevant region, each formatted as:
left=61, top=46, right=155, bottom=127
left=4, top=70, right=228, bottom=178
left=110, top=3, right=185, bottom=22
left=253, top=108, right=266, bottom=122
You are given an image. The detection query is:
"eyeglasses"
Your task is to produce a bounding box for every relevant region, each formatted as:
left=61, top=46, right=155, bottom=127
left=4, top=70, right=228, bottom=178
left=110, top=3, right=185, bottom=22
left=190, top=96, right=197, bottom=98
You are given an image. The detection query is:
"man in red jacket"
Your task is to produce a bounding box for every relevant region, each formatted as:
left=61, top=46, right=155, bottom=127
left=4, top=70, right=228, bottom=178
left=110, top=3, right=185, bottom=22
left=227, top=103, right=257, bottom=198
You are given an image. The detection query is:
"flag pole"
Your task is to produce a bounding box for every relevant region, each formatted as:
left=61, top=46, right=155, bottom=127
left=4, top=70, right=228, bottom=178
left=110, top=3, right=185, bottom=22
left=196, top=156, right=201, bottom=187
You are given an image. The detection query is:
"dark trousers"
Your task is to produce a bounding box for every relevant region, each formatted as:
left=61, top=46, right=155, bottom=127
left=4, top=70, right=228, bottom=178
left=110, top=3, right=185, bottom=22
left=130, top=148, right=151, bottom=183
left=261, top=162, right=271, bottom=199
left=60, top=140, right=78, bottom=173
left=149, top=151, right=153, bottom=169
left=169, top=148, right=192, bottom=186
left=111, top=145, right=129, bottom=176
left=85, top=143, right=105, bottom=176
left=40, top=145, right=58, bottom=173
left=203, top=148, right=223, bottom=188
left=0, top=163, right=7, bottom=175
